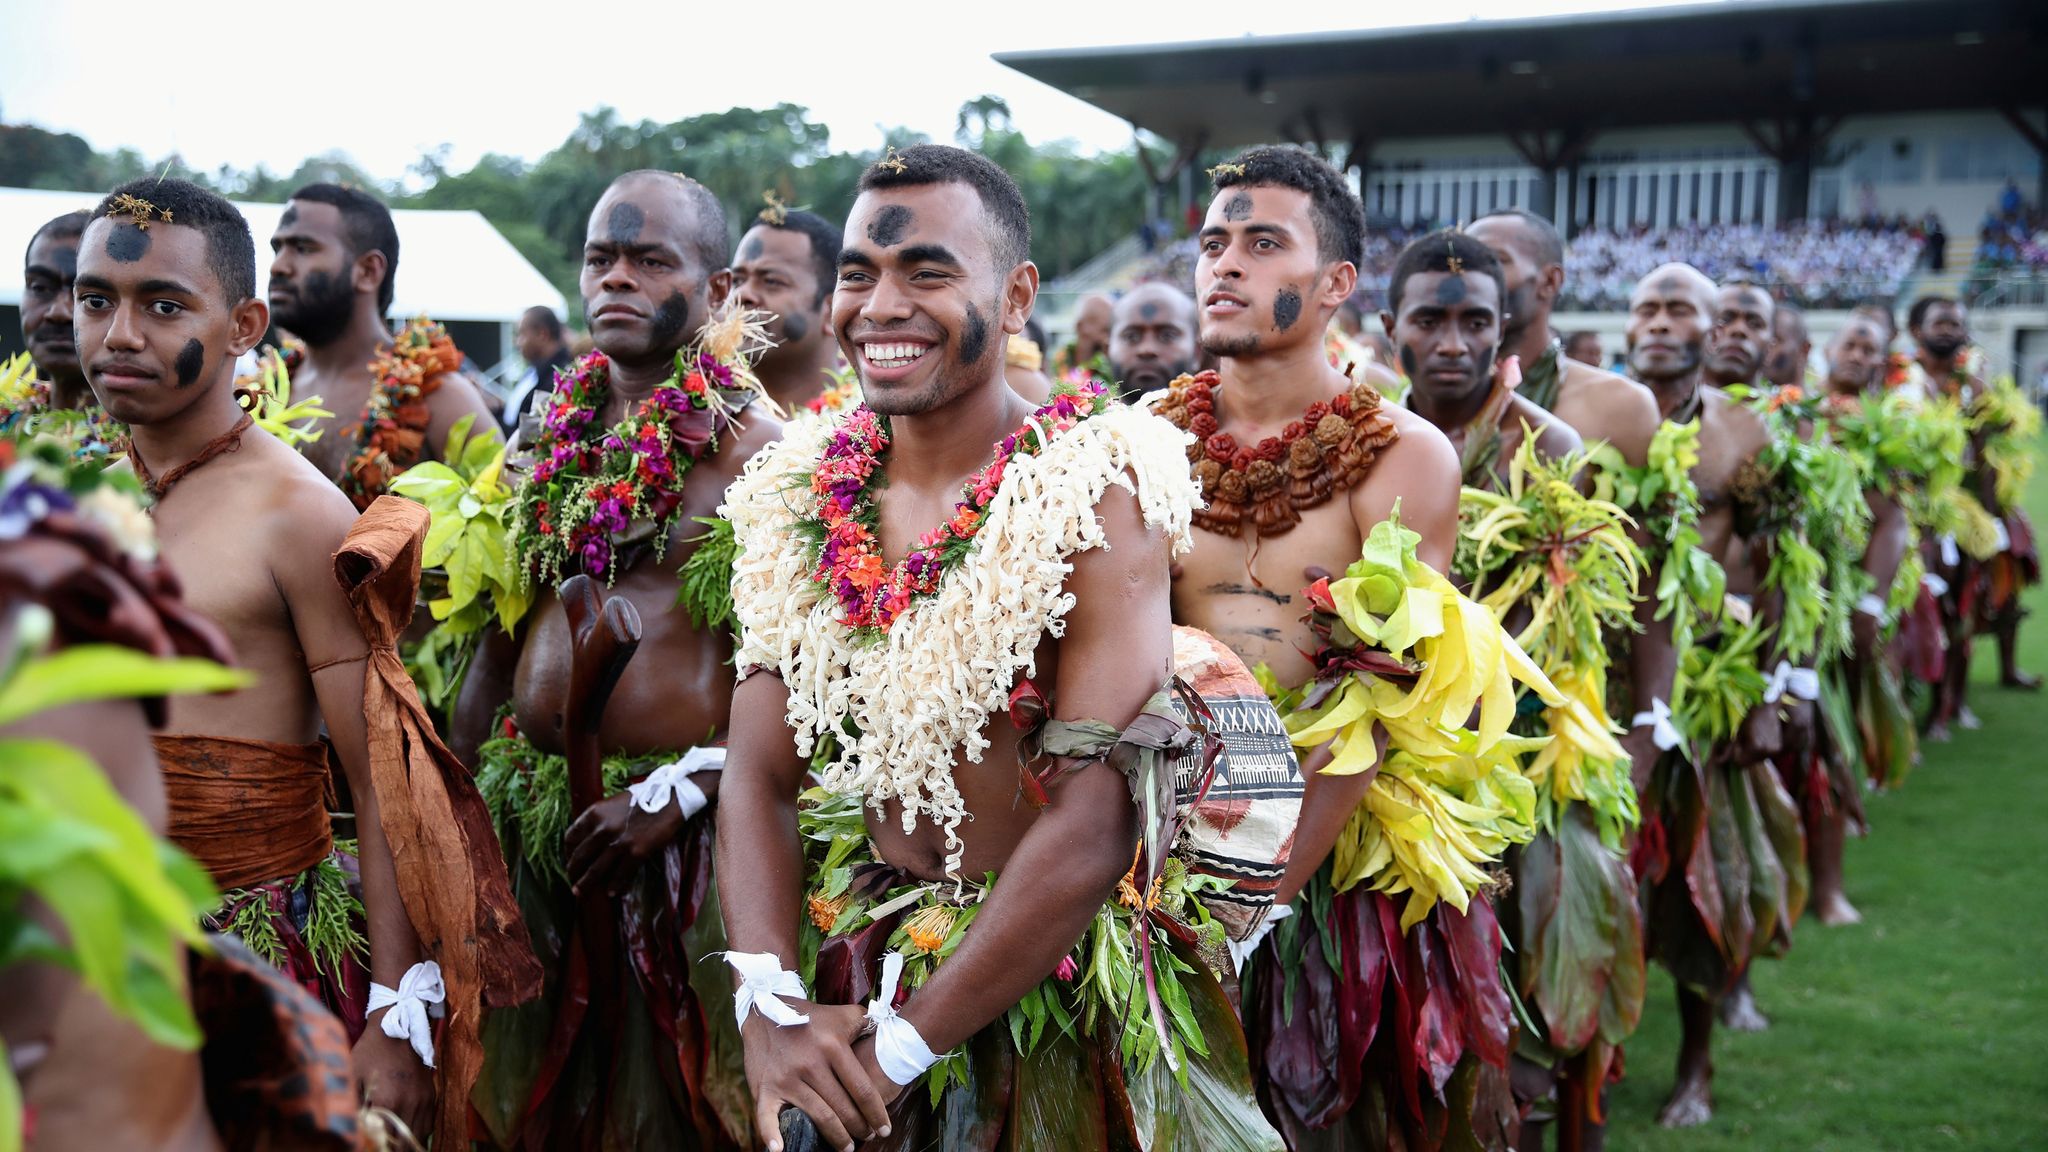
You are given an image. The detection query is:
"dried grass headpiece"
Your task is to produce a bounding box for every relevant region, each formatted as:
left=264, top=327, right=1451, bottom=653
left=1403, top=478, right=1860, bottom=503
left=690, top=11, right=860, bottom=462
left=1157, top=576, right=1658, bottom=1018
left=108, top=192, right=172, bottom=230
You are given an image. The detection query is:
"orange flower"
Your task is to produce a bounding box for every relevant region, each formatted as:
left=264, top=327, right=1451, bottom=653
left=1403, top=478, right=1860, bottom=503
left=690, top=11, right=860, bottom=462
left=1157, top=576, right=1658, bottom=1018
left=807, top=890, right=851, bottom=932
left=903, top=904, right=957, bottom=953
left=948, top=506, right=980, bottom=538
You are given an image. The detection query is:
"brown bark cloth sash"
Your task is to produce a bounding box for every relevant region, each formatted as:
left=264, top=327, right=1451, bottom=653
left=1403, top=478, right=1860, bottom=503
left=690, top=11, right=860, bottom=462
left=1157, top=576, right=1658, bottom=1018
left=332, top=495, right=542, bottom=1149
left=156, top=733, right=334, bottom=891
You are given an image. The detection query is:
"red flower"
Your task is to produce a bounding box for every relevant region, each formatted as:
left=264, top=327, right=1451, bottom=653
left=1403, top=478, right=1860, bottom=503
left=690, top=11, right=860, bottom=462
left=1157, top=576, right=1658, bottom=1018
left=1282, top=420, right=1308, bottom=442
left=1303, top=402, right=1331, bottom=425
left=1304, top=576, right=1335, bottom=613
left=1188, top=413, right=1219, bottom=439
left=1205, top=433, right=1238, bottom=462
left=1254, top=436, right=1284, bottom=463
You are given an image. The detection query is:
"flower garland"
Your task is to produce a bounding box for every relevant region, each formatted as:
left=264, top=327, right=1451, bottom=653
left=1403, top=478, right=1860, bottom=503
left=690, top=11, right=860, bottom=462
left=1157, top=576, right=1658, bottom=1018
left=511, top=311, right=770, bottom=589
left=0, top=351, right=128, bottom=461
left=338, top=319, right=465, bottom=508
left=797, top=381, right=1111, bottom=637
left=805, top=363, right=863, bottom=417
left=1151, top=370, right=1400, bottom=539
left=725, top=400, right=1198, bottom=879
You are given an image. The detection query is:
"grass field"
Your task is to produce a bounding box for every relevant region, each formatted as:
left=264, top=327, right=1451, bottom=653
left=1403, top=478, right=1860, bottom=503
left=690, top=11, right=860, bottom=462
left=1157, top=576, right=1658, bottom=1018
left=1604, top=453, right=2048, bottom=1150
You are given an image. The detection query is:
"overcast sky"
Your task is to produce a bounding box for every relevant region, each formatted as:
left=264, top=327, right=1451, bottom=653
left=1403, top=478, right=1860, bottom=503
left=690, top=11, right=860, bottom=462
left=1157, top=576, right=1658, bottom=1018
left=4, top=0, right=1685, bottom=187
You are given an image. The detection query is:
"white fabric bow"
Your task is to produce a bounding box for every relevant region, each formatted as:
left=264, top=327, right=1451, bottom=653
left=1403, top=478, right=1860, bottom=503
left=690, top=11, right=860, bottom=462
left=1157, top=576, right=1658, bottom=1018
left=1855, top=592, right=1890, bottom=621
left=627, top=746, right=724, bottom=817
left=866, top=951, right=940, bottom=1086
left=1227, top=904, right=1293, bottom=975
left=1762, top=661, right=1821, bottom=705
left=1993, top=519, right=2013, bottom=553
left=1922, top=571, right=1951, bottom=599
left=1940, top=534, right=1961, bottom=568
left=722, top=951, right=810, bottom=1029
left=367, top=960, right=445, bottom=1068
left=1631, top=697, right=1682, bottom=752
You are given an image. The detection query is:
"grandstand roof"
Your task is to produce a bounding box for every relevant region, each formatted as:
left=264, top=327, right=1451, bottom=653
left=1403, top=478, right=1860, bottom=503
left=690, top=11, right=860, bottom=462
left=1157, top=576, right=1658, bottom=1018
left=996, top=0, right=2047, bottom=155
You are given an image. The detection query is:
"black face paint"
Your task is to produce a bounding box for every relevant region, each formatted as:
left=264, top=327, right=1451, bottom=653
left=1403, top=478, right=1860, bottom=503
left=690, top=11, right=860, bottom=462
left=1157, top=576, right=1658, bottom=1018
left=1139, top=302, right=1160, bottom=320
left=279, top=204, right=300, bottom=228
left=50, top=246, right=78, bottom=280
left=737, top=235, right=765, bottom=263
left=1274, top=287, right=1303, bottom=331
left=1434, top=275, right=1468, bottom=306
left=174, top=338, right=206, bottom=388
left=1473, top=348, right=1497, bottom=390
left=959, top=302, right=990, bottom=366
left=1223, top=193, right=1253, bottom=222
left=867, top=205, right=912, bottom=248
left=780, top=312, right=809, bottom=343
left=648, top=290, right=693, bottom=353
left=606, top=202, right=645, bottom=246
left=1202, top=581, right=1292, bottom=605
left=105, top=224, right=151, bottom=263
left=1399, top=345, right=1421, bottom=381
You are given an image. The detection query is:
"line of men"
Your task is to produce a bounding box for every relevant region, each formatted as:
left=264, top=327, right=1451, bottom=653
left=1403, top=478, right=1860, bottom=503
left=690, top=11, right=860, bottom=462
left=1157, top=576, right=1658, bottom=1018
left=3, top=138, right=2029, bottom=1152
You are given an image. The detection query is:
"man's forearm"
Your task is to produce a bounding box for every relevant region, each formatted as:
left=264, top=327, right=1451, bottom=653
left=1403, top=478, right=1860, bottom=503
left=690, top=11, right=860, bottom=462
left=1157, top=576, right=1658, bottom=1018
left=713, top=766, right=807, bottom=967
left=896, top=767, right=1137, bottom=1055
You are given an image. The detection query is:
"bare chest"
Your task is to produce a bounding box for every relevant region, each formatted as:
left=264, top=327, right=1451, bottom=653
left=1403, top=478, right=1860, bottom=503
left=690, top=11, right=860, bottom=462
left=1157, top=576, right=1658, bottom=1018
left=1172, top=501, right=1362, bottom=688
left=292, top=366, right=375, bottom=482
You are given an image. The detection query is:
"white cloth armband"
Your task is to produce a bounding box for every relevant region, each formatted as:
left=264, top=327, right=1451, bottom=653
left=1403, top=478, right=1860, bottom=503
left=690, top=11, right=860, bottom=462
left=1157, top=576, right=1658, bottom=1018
left=865, top=951, right=941, bottom=1086
left=1228, top=904, right=1292, bottom=975
left=1922, top=571, right=1951, bottom=599
left=367, top=960, right=445, bottom=1068
left=1630, top=697, right=1682, bottom=751
left=721, top=951, right=810, bottom=1028
left=1762, top=661, right=1821, bottom=705
left=627, top=746, right=724, bottom=819
left=1855, top=592, right=1890, bottom=621
left=1940, top=533, right=1961, bottom=568
left=1994, top=519, right=2013, bottom=553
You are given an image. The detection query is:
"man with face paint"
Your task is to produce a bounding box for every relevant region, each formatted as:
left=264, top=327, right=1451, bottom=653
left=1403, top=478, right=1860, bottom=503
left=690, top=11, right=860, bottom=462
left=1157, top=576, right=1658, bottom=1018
left=720, top=144, right=1279, bottom=1151
left=1384, top=228, right=1580, bottom=487
left=1705, top=282, right=1775, bottom=391
left=266, top=183, right=497, bottom=506
left=1763, top=303, right=1813, bottom=392
left=1161, top=148, right=1560, bottom=1148
left=73, top=178, right=540, bottom=1145
left=1625, top=262, right=1815, bottom=1131
left=451, top=169, right=783, bottom=1150
left=1107, top=281, right=1198, bottom=397
left=732, top=204, right=846, bottom=414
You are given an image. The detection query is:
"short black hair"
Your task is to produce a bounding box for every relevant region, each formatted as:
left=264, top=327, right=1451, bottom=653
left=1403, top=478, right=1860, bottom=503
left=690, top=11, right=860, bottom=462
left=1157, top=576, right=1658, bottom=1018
left=521, top=305, right=564, bottom=340
left=1385, top=229, right=1506, bottom=314
left=1473, top=207, right=1566, bottom=269
left=1907, top=294, right=1960, bottom=330
left=25, top=209, right=90, bottom=265
left=756, top=208, right=841, bottom=306
left=1775, top=302, right=1808, bottom=338
left=608, top=170, right=730, bottom=274
left=1210, top=145, right=1366, bottom=269
left=857, top=144, right=1031, bottom=271
left=89, top=178, right=255, bottom=304
left=1852, top=297, right=1896, bottom=340
left=1565, top=329, right=1600, bottom=351
left=288, top=182, right=400, bottom=314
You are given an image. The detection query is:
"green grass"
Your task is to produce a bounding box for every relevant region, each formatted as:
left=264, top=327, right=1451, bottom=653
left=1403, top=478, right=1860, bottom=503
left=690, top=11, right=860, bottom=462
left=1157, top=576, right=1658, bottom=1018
left=1605, top=450, right=2048, bottom=1151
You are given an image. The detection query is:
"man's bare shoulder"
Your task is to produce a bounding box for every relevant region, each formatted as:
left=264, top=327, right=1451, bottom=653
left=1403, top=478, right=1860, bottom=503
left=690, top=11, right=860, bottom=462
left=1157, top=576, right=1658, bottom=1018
left=1509, top=394, right=1584, bottom=459
left=1359, top=404, right=1461, bottom=545
left=245, top=432, right=361, bottom=558
left=1558, top=360, right=1659, bottom=460
left=1705, top=386, right=1771, bottom=455
left=710, top=402, right=788, bottom=481
left=1379, top=402, right=1460, bottom=480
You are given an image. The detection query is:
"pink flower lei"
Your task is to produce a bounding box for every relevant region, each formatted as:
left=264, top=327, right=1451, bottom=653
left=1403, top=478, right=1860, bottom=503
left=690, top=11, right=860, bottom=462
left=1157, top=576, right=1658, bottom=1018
left=799, top=380, right=1111, bottom=636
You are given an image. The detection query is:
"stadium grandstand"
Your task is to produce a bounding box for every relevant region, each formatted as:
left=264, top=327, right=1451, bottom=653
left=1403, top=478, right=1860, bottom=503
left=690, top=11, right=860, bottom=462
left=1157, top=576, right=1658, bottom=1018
left=998, top=0, right=2048, bottom=387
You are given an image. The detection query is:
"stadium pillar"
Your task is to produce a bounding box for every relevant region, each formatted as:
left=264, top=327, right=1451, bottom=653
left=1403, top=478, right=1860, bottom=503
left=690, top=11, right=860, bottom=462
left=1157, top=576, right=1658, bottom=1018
left=1744, top=114, right=1840, bottom=224
left=1507, top=126, right=1592, bottom=230
left=1997, top=107, right=2048, bottom=213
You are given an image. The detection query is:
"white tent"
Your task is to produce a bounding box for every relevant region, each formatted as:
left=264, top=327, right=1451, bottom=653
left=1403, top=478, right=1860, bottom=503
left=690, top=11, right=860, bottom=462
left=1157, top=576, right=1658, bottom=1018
left=1, top=186, right=565, bottom=322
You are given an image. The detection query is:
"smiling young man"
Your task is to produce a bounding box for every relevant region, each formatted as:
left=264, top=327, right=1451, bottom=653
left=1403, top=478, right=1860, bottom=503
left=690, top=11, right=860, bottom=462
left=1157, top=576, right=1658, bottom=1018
left=266, top=183, right=496, bottom=505
left=1107, top=280, right=1199, bottom=398
left=451, top=169, right=782, bottom=1149
left=74, top=178, right=538, bottom=1145
left=731, top=204, right=845, bottom=413
left=719, top=143, right=1279, bottom=1151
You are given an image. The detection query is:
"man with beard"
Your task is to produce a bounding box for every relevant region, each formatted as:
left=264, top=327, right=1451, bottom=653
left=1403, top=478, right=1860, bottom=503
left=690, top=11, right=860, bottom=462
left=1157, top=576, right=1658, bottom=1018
left=17, top=211, right=90, bottom=410
left=719, top=143, right=1280, bottom=1151
left=1764, top=303, right=1812, bottom=392
left=1107, top=280, right=1197, bottom=398
left=1624, top=263, right=1806, bottom=1130
left=1705, top=281, right=1775, bottom=391
left=731, top=204, right=846, bottom=414
left=452, top=170, right=783, bottom=1149
left=1385, top=229, right=1579, bottom=485
left=266, top=183, right=496, bottom=506
left=74, top=178, right=538, bottom=1146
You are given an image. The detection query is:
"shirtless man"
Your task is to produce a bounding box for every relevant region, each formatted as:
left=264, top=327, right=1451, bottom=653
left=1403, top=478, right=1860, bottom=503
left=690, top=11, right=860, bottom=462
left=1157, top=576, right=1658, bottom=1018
left=73, top=177, right=433, bottom=1134
left=1469, top=209, right=1673, bottom=789
left=731, top=205, right=844, bottom=413
left=453, top=170, right=782, bottom=1149
left=1106, top=280, right=1197, bottom=397
left=1625, top=263, right=1796, bottom=1130
left=1055, top=291, right=1113, bottom=377
left=718, top=143, right=1275, bottom=1150
left=1385, top=228, right=1579, bottom=488
left=265, top=182, right=496, bottom=504
left=1705, top=281, right=1776, bottom=391
left=1764, top=303, right=1812, bottom=392
left=19, top=211, right=91, bottom=410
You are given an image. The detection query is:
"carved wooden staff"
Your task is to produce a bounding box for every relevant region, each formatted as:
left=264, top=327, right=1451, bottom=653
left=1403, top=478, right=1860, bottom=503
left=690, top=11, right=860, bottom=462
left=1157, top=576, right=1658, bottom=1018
left=560, top=573, right=642, bottom=1123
